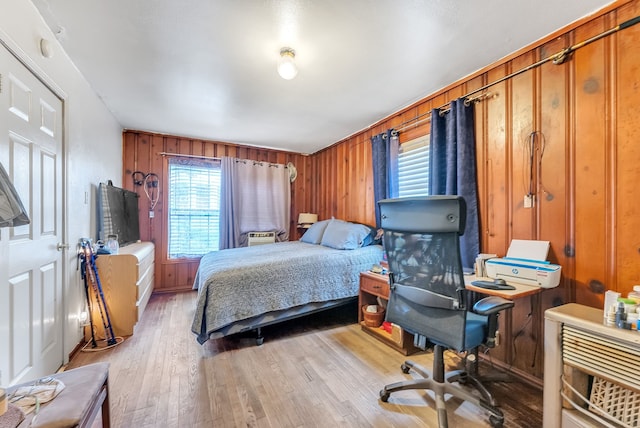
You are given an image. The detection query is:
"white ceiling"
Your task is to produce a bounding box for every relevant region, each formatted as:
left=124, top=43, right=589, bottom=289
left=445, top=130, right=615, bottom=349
left=32, top=0, right=613, bottom=155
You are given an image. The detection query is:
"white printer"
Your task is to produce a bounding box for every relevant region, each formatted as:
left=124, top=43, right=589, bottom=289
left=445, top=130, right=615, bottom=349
left=484, top=239, right=562, bottom=288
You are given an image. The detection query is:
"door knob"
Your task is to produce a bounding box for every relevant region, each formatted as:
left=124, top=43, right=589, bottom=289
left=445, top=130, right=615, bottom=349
left=56, top=242, right=70, bottom=251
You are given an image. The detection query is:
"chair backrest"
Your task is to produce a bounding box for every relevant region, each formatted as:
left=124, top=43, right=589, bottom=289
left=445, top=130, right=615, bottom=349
left=379, top=196, right=470, bottom=350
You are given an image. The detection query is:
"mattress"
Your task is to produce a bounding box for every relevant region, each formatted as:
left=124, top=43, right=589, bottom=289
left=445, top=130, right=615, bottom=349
left=191, top=241, right=383, bottom=344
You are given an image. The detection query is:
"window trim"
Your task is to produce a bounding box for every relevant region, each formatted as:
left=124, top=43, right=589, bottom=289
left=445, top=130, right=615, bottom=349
left=167, top=157, right=222, bottom=259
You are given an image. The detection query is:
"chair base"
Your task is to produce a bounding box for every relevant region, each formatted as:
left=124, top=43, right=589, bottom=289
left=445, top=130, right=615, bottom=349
left=464, top=348, right=513, bottom=406
left=379, top=346, right=504, bottom=428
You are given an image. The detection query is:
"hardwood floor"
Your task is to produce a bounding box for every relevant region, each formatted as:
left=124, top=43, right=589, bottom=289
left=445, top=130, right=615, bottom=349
left=67, top=292, right=543, bottom=427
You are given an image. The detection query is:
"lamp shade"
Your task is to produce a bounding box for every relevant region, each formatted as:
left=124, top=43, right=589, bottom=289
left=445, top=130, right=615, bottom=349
left=298, top=213, right=318, bottom=228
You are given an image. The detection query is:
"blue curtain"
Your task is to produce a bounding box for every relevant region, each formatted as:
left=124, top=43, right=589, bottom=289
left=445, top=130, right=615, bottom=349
left=371, top=130, right=399, bottom=228
left=429, top=98, right=479, bottom=270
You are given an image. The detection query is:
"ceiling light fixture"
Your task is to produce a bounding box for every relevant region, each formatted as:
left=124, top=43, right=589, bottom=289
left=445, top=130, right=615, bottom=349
left=278, top=47, right=298, bottom=80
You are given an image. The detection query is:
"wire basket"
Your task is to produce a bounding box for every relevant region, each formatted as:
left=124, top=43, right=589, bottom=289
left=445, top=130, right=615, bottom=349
left=589, top=377, right=640, bottom=427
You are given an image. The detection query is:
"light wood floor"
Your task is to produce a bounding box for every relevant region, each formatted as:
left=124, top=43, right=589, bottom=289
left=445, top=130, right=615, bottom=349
left=67, top=292, right=543, bottom=428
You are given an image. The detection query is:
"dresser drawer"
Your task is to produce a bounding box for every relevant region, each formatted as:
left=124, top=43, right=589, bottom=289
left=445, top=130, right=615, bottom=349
left=359, top=272, right=390, bottom=299
left=137, top=248, right=154, bottom=281
left=135, top=251, right=155, bottom=299
left=137, top=270, right=154, bottom=322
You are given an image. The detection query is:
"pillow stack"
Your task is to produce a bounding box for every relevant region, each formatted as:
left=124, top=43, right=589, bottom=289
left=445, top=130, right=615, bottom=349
left=300, top=218, right=375, bottom=250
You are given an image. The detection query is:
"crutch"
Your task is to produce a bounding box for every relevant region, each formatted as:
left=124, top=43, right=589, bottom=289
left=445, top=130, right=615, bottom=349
left=80, top=249, right=98, bottom=348
left=80, top=240, right=117, bottom=346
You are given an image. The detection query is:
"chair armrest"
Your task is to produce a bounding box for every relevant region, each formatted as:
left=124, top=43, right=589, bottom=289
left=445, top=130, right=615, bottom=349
left=473, top=296, right=514, bottom=315
left=473, top=296, right=514, bottom=348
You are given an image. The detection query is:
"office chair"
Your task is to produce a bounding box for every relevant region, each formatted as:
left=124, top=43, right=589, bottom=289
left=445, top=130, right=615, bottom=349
left=378, top=196, right=514, bottom=428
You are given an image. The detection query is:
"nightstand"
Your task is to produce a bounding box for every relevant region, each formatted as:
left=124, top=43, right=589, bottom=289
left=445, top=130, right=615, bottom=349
left=359, top=271, right=420, bottom=355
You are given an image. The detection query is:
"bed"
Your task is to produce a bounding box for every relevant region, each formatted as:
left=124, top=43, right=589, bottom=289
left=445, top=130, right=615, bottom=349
left=191, top=219, right=383, bottom=345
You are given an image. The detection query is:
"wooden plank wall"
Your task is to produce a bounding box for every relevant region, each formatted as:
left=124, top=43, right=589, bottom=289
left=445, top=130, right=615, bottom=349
left=311, top=0, right=640, bottom=382
left=122, top=131, right=311, bottom=293
left=121, top=0, right=640, bottom=383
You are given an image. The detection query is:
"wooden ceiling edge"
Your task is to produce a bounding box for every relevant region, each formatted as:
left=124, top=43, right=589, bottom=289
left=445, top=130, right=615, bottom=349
left=122, top=129, right=312, bottom=157
left=317, top=0, right=630, bottom=157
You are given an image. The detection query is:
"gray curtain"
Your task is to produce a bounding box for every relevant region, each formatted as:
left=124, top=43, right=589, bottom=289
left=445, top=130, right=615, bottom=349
left=429, top=98, right=479, bottom=270
left=219, top=157, right=291, bottom=249
left=219, top=157, right=239, bottom=249
left=0, top=161, right=30, bottom=228
left=371, top=130, right=399, bottom=228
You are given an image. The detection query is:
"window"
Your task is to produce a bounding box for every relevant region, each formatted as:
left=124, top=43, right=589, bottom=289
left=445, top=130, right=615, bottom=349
left=397, top=135, right=430, bottom=197
left=168, top=158, right=221, bottom=258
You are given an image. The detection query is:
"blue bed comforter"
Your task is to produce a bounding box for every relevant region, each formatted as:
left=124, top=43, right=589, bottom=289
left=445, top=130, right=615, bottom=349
left=191, top=241, right=383, bottom=344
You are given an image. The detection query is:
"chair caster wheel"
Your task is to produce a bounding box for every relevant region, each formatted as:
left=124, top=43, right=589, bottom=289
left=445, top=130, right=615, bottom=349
left=379, top=390, right=390, bottom=402
left=401, top=363, right=410, bottom=374
left=256, top=337, right=264, bottom=346
left=489, top=415, right=503, bottom=428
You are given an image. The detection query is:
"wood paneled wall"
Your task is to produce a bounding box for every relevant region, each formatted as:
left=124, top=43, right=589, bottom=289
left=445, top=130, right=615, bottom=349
left=310, top=0, right=640, bottom=382
left=122, top=0, right=640, bottom=383
left=122, top=131, right=311, bottom=293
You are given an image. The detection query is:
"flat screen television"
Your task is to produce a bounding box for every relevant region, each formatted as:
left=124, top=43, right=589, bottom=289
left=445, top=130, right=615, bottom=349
left=97, top=181, right=140, bottom=247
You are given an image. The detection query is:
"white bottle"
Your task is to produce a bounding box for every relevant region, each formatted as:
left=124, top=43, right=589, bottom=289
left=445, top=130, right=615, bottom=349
left=628, top=285, right=640, bottom=304
left=105, top=235, right=119, bottom=254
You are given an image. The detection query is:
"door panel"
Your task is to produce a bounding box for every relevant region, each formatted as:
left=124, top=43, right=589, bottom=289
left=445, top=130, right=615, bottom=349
left=0, top=43, right=64, bottom=386
left=9, top=272, right=31, bottom=381
left=8, top=135, right=31, bottom=240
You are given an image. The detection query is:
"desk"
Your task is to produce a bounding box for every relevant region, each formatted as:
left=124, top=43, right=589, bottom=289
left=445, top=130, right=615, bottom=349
left=464, top=275, right=542, bottom=299
left=464, top=275, right=545, bottom=386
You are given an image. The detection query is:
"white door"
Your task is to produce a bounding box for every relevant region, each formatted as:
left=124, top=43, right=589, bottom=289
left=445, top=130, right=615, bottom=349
left=0, top=43, right=64, bottom=386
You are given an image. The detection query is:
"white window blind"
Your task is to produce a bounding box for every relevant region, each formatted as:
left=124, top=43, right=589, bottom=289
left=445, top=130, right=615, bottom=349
left=168, top=158, right=221, bottom=258
left=398, top=135, right=430, bottom=197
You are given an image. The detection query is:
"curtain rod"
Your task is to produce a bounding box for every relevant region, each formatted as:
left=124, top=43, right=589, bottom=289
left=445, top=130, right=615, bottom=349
left=157, top=152, right=290, bottom=168
left=394, top=92, right=493, bottom=133
left=158, top=152, right=221, bottom=161
left=394, top=15, right=640, bottom=133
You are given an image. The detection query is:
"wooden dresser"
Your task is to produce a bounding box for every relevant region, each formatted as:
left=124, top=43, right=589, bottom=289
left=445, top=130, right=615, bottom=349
left=85, top=241, right=155, bottom=339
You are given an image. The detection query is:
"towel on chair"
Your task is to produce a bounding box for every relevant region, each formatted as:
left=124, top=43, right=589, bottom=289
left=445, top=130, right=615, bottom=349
left=8, top=378, right=65, bottom=416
